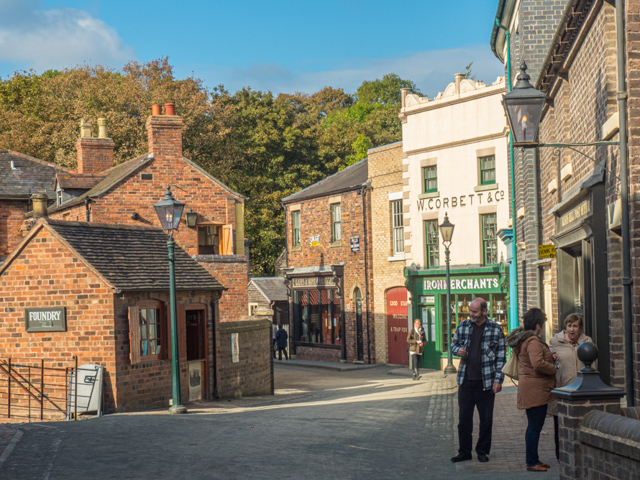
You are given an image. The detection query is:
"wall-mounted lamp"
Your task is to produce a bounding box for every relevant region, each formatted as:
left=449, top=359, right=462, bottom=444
left=131, top=212, right=139, bottom=220
left=185, top=209, right=198, bottom=227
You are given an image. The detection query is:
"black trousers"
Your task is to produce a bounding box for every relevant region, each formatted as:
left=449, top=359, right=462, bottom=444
left=457, top=379, right=496, bottom=456
left=277, top=347, right=288, bottom=360
left=411, top=354, right=421, bottom=376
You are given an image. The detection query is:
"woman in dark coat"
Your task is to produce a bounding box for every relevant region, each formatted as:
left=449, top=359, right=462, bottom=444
left=407, top=319, right=427, bottom=380
left=506, top=308, right=556, bottom=472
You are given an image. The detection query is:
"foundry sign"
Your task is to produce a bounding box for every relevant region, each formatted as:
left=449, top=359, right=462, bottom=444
left=25, top=307, right=67, bottom=332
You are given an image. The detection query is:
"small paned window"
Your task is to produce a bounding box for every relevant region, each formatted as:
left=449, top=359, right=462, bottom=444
left=197, top=225, right=234, bottom=255
left=331, top=203, right=341, bottom=243
left=423, top=166, right=438, bottom=193
left=390, top=200, right=404, bottom=255
left=292, top=211, right=301, bottom=247
left=481, top=213, right=498, bottom=265
left=424, top=220, right=440, bottom=268
left=129, top=299, right=167, bottom=364
left=479, top=155, right=496, bottom=185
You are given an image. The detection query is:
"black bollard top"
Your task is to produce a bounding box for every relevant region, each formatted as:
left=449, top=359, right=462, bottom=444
left=577, top=342, right=599, bottom=371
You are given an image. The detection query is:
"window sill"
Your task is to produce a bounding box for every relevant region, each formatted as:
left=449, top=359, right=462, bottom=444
left=330, top=241, right=342, bottom=247
left=419, top=191, right=440, bottom=199
left=291, top=245, right=301, bottom=251
left=474, top=183, right=498, bottom=192
left=387, top=254, right=405, bottom=262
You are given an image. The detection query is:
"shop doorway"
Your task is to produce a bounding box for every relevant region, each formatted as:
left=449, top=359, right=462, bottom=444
left=386, top=287, right=409, bottom=365
left=419, top=302, right=439, bottom=369
left=185, top=306, right=207, bottom=401
left=355, top=288, right=364, bottom=362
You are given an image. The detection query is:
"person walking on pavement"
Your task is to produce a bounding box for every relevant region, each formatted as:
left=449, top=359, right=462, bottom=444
left=450, top=297, right=506, bottom=464
left=407, top=319, right=426, bottom=380
left=275, top=325, right=288, bottom=360
left=548, top=313, right=593, bottom=460
left=506, top=308, right=556, bottom=472
left=272, top=322, right=278, bottom=359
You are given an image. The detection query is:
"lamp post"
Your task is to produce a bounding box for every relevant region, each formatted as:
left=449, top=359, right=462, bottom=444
left=440, top=212, right=456, bottom=375
left=153, top=185, right=187, bottom=414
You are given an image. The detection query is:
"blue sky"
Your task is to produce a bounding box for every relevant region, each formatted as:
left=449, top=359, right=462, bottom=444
left=0, top=0, right=505, bottom=98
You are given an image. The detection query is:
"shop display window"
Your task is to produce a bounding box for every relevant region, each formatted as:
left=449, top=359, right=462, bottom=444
left=294, top=288, right=341, bottom=345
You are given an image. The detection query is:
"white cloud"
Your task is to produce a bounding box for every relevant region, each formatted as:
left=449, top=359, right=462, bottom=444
left=0, top=0, right=136, bottom=72
left=196, top=45, right=505, bottom=98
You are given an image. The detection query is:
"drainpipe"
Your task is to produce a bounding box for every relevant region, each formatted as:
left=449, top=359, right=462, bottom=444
left=496, top=18, right=519, bottom=328
left=282, top=202, right=295, bottom=357
left=614, top=0, right=633, bottom=406
left=210, top=293, right=221, bottom=399
left=361, top=182, right=372, bottom=364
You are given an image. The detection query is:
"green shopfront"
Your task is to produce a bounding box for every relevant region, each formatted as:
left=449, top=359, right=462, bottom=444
left=404, top=264, right=510, bottom=370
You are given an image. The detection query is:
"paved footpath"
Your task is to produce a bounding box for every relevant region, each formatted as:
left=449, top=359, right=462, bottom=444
left=0, top=362, right=559, bottom=479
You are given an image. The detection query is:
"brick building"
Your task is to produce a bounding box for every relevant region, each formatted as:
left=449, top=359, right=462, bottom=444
left=367, top=142, right=409, bottom=365
left=399, top=74, right=511, bottom=370
left=46, top=106, right=249, bottom=322
left=0, top=219, right=228, bottom=414
left=281, top=159, right=374, bottom=363
left=0, top=151, right=69, bottom=261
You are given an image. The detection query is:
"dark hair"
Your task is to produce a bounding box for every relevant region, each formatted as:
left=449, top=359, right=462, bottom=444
left=564, top=313, right=583, bottom=329
left=523, top=308, right=546, bottom=331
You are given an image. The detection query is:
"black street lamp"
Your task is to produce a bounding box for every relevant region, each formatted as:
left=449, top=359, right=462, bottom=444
left=439, top=212, right=456, bottom=375
left=153, top=185, right=187, bottom=414
left=502, top=60, right=547, bottom=147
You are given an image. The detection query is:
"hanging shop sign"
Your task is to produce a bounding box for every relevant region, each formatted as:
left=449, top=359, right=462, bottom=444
left=25, top=307, right=67, bottom=332
left=416, top=190, right=506, bottom=212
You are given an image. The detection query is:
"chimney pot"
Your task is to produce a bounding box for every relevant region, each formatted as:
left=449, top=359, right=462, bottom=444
left=152, top=104, right=162, bottom=116
left=80, top=118, right=92, bottom=138
left=98, top=118, right=108, bottom=138
left=165, top=102, right=176, bottom=116
left=31, top=193, right=49, bottom=218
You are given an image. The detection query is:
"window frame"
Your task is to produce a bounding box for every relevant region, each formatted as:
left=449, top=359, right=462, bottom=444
left=481, top=213, right=498, bottom=265
left=331, top=203, right=341, bottom=243
left=291, top=210, right=301, bottom=247
left=422, top=165, right=438, bottom=194
left=479, top=155, right=496, bottom=186
left=390, top=199, right=404, bottom=256
left=424, top=219, right=440, bottom=269
left=129, top=299, right=167, bottom=364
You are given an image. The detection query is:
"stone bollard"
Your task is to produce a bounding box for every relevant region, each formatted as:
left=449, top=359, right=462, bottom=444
left=552, top=342, right=625, bottom=480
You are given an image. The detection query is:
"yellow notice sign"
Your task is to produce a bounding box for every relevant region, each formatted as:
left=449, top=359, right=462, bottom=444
left=538, top=244, right=557, bottom=259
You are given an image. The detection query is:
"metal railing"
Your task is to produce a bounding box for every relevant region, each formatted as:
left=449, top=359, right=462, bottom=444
left=0, top=356, right=78, bottom=422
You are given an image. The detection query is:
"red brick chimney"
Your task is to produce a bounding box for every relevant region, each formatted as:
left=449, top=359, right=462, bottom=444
left=75, top=118, right=115, bottom=174
left=146, top=103, right=183, bottom=159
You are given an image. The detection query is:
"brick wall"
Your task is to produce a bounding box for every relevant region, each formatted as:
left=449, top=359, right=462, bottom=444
left=76, top=137, right=115, bottom=174
left=0, top=200, right=27, bottom=258
left=285, top=186, right=375, bottom=363
left=217, top=318, right=273, bottom=397
left=198, top=256, right=249, bottom=322
left=368, top=142, right=406, bottom=364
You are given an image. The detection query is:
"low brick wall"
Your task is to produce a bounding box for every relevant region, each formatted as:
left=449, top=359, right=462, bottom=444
left=293, top=345, right=342, bottom=362
left=217, top=318, right=272, bottom=398
left=579, top=409, right=640, bottom=479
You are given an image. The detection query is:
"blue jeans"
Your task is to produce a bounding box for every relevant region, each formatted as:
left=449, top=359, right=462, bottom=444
left=525, top=404, right=548, bottom=466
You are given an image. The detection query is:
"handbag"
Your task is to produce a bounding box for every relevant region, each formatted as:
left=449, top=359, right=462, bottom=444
left=502, top=351, right=519, bottom=380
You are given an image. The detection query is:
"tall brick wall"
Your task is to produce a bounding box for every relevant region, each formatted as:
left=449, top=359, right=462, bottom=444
left=198, top=256, right=249, bottom=321
left=368, top=142, right=406, bottom=364
left=217, top=318, right=273, bottom=397
left=285, top=187, right=375, bottom=364
left=0, top=200, right=27, bottom=258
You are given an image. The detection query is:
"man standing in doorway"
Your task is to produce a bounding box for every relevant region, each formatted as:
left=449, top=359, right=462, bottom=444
left=450, top=297, right=506, bottom=463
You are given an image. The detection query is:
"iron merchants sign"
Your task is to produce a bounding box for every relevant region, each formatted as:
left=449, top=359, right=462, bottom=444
left=25, top=307, right=67, bottom=332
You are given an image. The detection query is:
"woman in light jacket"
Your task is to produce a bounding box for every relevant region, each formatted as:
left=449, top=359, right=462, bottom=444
left=548, top=313, right=594, bottom=460
left=506, top=308, right=556, bottom=472
left=407, top=319, right=426, bottom=380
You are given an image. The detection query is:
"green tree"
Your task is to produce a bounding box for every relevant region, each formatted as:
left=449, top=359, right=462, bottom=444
left=355, top=73, right=420, bottom=106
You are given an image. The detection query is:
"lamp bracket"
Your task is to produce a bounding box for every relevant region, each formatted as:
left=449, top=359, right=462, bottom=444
left=538, top=142, right=621, bottom=181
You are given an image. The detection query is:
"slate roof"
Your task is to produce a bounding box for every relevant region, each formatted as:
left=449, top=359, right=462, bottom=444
left=250, top=277, right=288, bottom=302
left=7, top=218, right=225, bottom=292
left=281, top=158, right=368, bottom=204
left=0, top=150, right=70, bottom=200
left=55, top=172, right=105, bottom=190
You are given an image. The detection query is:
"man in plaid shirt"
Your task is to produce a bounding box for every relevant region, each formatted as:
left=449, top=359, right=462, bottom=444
left=450, top=297, right=506, bottom=464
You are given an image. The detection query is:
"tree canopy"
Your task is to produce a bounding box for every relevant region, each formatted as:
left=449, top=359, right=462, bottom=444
left=0, top=60, right=414, bottom=276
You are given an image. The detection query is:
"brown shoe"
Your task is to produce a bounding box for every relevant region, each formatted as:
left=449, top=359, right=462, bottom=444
left=526, top=464, right=547, bottom=472
left=538, top=462, right=551, bottom=468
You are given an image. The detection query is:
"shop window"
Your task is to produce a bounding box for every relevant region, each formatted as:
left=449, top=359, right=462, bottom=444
left=197, top=225, right=234, bottom=255
left=390, top=200, right=404, bottom=255
left=423, top=165, right=438, bottom=193
left=481, top=213, right=498, bottom=265
left=479, top=155, right=496, bottom=185
left=424, top=219, right=440, bottom=268
left=292, top=210, right=301, bottom=247
left=129, top=299, right=167, bottom=364
left=294, top=288, right=341, bottom=345
left=331, top=203, right=341, bottom=243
